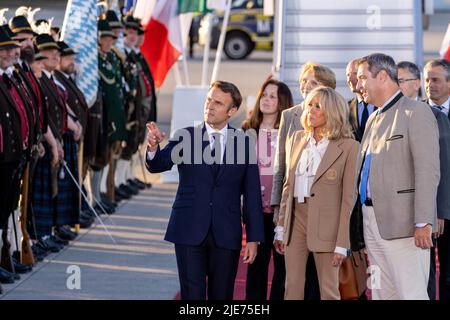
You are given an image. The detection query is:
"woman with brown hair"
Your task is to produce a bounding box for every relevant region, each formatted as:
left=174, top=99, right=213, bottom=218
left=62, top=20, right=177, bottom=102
left=274, top=86, right=359, bottom=300
left=242, top=78, right=293, bottom=300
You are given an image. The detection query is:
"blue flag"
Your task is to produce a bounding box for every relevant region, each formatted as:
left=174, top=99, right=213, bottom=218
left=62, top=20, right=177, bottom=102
left=61, top=0, right=98, bottom=106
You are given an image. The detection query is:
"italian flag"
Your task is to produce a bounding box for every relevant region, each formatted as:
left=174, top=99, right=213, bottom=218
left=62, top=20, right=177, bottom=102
left=141, top=0, right=183, bottom=88
left=440, top=23, right=450, bottom=62
left=140, top=0, right=208, bottom=88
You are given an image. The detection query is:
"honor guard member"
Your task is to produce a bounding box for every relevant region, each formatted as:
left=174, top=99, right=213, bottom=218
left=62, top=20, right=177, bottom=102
left=114, top=15, right=145, bottom=196
left=54, top=41, right=96, bottom=225
left=94, top=20, right=127, bottom=205
left=33, top=33, right=80, bottom=254
left=0, top=26, right=34, bottom=282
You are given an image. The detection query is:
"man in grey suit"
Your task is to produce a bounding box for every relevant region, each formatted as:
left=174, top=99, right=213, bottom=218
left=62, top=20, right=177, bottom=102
left=423, top=59, right=450, bottom=300
left=270, top=62, right=336, bottom=300
left=356, top=53, right=440, bottom=300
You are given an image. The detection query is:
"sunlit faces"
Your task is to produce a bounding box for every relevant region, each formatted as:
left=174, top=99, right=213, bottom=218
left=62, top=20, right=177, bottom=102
left=424, top=65, right=450, bottom=105
left=356, top=62, right=381, bottom=106
left=259, top=84, right=279, bottom=116
left=0, top=48, right=17, bottom=69
left=306, top=96, right=327, bottom=130
left=40, top=48, right=60, bottom=71
left=99, top=36, right=114, bottom=53
left=346, top=61, right=359, bottom=93
left=300, top=70, right=321, bottom=99
left=398, top=67, right=421, bottom=99
left=124, top=28, right=138, bottom=48
left=31, top=59, right=44, bottom=77
left=16, top=32, right=34, bottom=62
left=204, top=87, right=237, bottom=129
left=60, top=54, right=76, bottom=75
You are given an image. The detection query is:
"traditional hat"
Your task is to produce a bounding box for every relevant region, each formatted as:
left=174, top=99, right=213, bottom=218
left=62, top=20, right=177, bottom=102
left=57, top=41, right=77, bottom=56
left=10, top=15, right=34, bottom=35
left=98, top=19, right=114, bottom=38
left=106, top=10, right=123, bottom=29
left=0, top=24, right=16, bottom=38
left=0, top=27, right=19, bottom=49
left=34, top=33, right=59, bottom=51
left=33, top=44, right=47, bottom=61
left=123, top=15, right=140, bottom=30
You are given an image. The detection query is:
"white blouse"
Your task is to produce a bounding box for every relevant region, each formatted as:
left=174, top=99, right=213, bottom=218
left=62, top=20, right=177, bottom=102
left=294, top=134, right=329, bottom=203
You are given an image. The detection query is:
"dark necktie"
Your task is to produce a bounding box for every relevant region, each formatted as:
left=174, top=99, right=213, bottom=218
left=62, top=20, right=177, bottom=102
left=22, top=61, right=30, bottom=72
left=360, top=102, right=369, bottom=134
left=211, top=133, right=221, bottom=177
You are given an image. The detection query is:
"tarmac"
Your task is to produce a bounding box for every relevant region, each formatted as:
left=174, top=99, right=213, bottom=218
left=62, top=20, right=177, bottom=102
left=0, top=182, right=180, bottom=300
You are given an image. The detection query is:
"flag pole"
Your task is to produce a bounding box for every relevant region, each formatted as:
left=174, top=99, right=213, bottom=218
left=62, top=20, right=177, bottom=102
left=210, top=0, right=232, bottom=83
left=60, top=0, right=73, bottom=40
left=201, top=14, right=213, bottom=86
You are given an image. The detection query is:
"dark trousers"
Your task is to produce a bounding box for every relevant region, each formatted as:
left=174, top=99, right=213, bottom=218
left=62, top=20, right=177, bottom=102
left=0, top=161, right=21, bottom=228
left=246, top=213, right=285, bottom=300
left=175, top=228, right=240, bottom=300
left=428, top=220, right=450, bottom=300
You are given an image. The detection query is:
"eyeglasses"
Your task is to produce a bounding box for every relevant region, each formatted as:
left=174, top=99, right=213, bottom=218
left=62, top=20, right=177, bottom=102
left=398, top=78, right=418, bottom=84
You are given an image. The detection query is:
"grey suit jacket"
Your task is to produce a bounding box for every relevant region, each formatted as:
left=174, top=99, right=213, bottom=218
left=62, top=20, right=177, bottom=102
left=270, top=103, right=304, bottom=206
left=357, top=95, right=440, bottom=239
left=429, top=106, right=450, bottom=221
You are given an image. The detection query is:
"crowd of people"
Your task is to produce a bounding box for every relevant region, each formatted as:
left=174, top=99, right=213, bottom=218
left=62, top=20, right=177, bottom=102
left=1, top=4, right=449, bottom=302
left=146, top=55, right=450, bottom=300
left=0, top=6, right=157, bottom=293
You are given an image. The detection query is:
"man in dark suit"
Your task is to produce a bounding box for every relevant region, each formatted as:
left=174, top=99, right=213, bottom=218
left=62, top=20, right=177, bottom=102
left=146, top=81, right=265, bottom=300
left=423, top=59, right=450, bottom=300
left=346, top=58, right=376, bottom=142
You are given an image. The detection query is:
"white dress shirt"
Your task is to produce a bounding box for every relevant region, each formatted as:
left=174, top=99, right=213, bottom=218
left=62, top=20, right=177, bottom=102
left=429, top=97, right=450, bottom=116
left=294, top=133, right=329, bottom=203
left=0, top=66, right=14, bottom=77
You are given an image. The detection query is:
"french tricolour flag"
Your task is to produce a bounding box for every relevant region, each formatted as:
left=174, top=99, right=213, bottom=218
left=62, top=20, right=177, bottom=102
left=140, top=0, right=183, bottom=88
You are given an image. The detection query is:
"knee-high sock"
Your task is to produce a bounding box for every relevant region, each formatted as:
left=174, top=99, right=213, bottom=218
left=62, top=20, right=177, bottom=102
left=8, top=209, right=22, bottom=254
left=91, top=169, right=103, bottom=202
left=100, top=166, right=108, bottom=194
left=115, top=159, right=129, bottom=187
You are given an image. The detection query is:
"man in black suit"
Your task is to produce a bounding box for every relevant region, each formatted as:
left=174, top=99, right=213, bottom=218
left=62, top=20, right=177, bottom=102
left=146, top=81, right=265, bottom=300
left=346, top=58, right=376, bottom=142
left=423, top=59, right=450, bottom=300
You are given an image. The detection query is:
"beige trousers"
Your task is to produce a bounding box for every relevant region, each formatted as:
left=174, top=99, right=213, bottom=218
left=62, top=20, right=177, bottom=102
left=284, top=201, right=341, bottom=300
left=362, top=205, right=430, bottom=300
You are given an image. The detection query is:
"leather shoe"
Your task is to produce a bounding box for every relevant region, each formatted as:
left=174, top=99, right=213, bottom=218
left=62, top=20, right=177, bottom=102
left=12, top=258, right=32, bottom=274
left=79, top=215, right=94, bottom=229
left=101, top=195, right=117, bottom=208
left=99, top=193, right=117, bottom=208
left=134, top=178, right=152, bottom=189
left=36, top=238, right=60, bottom=253
left=115, top=187, right=131, bottom=200
left=51, top=235, right=69, bottom=246
left=55, top=226, right=77, bottom=241
left=0, top=267, right=15, bottom=284
left=125, top=183, right=139, bottom=195
left=31, top=245, right=48, bottom=261
left=128, top=178, right=145, bottom=190
left=119, top=184, right=138, bottom=196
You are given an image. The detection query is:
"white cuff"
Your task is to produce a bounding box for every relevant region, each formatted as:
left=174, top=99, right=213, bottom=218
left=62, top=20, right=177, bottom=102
left=415, top=223, right=429, bottom=228
left=274, top=225, right=284, bottom=241
left=334, top=246, right=348, bottom=256
left=147, top=150, right=156, bottom=161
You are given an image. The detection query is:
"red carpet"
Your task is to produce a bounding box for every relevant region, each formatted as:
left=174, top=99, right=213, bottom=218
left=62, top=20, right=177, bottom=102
left=174, top=228, right=275, bottom=300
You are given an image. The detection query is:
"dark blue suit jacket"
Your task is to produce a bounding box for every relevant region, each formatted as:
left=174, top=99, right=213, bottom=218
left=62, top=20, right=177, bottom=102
left=146, top=124, right=264, bottom=250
